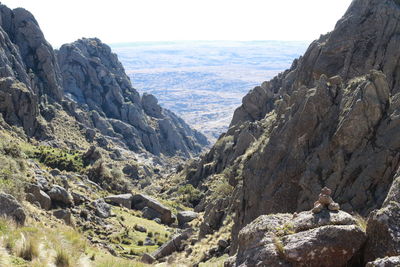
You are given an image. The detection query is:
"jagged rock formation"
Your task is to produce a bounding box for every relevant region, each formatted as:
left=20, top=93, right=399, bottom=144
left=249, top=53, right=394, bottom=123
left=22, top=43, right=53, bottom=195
left=0, top=4, right=62, bottom=136
left=0, top=3, right=207, bottom=158
left=57, top=38, right=208, bottom=156
left=184, top=0, right=400, bottom=256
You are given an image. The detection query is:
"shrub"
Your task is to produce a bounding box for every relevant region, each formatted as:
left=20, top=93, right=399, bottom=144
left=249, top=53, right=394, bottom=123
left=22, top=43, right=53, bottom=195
left=178, top=184, right=203, bottom=206
left=1, top=142, right=23, bottom=158
left=33, top=146, right=84, bottom=172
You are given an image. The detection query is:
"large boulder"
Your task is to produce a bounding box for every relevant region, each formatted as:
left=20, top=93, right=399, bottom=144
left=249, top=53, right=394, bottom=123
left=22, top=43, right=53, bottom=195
left=132, top=194, right=174, bottom=224
left=53, top=209, right=72, bottom=225
left=150, top=229, right=193, bottom=260
left=177, top=210, right=198, bottom=228
left=229, top=209, right=366, bottom=267
left=364, top=175, right=400, bottom=262
left=25, top=183, right=51, bottom=210
left=104, top=193, right=132, bottom=209
left=92, top=198, right=112, bottom=218
left=0, top=193, right=26, bottom=225
left=47, top=185, right=73, bottom=206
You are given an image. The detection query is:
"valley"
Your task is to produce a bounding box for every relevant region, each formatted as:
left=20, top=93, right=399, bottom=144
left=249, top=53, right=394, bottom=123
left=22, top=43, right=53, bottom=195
left=1, top=0, right=400, bottom=266
left=112, top=41, right=308, bottom=142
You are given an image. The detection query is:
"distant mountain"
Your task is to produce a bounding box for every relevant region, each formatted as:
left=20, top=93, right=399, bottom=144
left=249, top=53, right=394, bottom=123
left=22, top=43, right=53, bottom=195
left=111, top=41, right=308, bottom=142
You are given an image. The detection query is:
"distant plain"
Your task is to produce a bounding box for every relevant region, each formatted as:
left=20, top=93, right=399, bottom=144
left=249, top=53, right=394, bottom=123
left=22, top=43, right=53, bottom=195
left=112, top=41, right=308, bottom=142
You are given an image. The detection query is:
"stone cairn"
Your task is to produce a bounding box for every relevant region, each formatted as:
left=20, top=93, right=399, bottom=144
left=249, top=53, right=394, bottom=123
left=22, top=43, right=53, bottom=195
left=312, top=187, right=340, bottom=213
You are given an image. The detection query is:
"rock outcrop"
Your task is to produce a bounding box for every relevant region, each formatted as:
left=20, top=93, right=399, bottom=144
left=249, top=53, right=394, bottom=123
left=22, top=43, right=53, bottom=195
left=364, top=172, right=400, bottom=263
left=0, top=193, right=26, bottom=224
left=0, top=3, right=208, bottom=159
left=184, top=0, right=400, bottom=254
left=229, top=209, right=366, bottom=267
left=57, top=38, right=208, bottom=157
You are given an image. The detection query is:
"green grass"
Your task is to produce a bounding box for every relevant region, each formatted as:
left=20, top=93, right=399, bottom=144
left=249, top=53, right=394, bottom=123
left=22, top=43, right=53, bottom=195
left=108, top=208, right=171, bottom=255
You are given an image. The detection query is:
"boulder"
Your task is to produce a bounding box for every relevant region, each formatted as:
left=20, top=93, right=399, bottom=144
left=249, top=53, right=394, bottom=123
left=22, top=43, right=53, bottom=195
left=199, top=198, right=227, bottom=237
left=132, top=194, right=174, bottom=224
left=364, top=175, right=400, bottom=262
left=53, top=209, right=72, bottom=225
left=230, top=209, right=366, bottom=267
left=134, top=224, right=147, bottom=233
left=141, top=253, right=156, bottom=264
left=47, top=185, right=73, bottom=206
left=104, top=193, right=132, bottom=209
left=0, top=193, right=26, bottom=225
left=25, top=183, right=51, bottom=210
left=71, top=191, right=89, bottom=205
left=142, top=207, right=161, bottom=221
left=151, top=229, right=193, bottom=260
left=366, top=256, right=400, bottom=267
left=177, top=210, right=198, bottom=227
left=92, top=199, right=112, bottom=218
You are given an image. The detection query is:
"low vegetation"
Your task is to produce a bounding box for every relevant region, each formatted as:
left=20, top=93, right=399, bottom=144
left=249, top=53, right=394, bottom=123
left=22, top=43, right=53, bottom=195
left=33, top=146, right=85, bottom=172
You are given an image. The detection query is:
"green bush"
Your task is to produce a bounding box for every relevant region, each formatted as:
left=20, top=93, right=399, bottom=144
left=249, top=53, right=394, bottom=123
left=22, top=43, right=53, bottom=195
left=33, top=146, right=84, bottom=172
left=177, top=184, right=203, bottom=206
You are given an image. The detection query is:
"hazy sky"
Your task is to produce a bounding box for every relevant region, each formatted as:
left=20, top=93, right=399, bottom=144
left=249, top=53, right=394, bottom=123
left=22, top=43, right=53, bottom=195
left=1, top=0, right=353, bottom=48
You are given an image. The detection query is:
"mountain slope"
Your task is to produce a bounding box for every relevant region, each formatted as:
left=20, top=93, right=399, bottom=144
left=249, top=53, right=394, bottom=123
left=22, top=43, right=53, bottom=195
left=182, top=0, right=400, bottom=254
left=0, top=4, right=208, bottom=159
left=57, top=38, right=208, bottom=157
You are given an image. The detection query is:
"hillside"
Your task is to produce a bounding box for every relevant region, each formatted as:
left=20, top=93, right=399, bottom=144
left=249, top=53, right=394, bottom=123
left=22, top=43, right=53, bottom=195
left=1, top=0, right=400, bottom=266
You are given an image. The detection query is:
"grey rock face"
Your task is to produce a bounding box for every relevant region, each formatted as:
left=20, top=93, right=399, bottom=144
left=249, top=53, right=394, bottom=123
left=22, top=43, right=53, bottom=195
left=57, top=38, right=208, bottom=157
left=0, top=193, right=26, bottom=224
left=0, top=5, right=63, bottom=101
left=0, top=77, right=38, bottom=136
left=186, top=0, right=400, bottom=253
left=364, top=174, right=400, bottom=263
left=231, top=210, right=366, bottom=267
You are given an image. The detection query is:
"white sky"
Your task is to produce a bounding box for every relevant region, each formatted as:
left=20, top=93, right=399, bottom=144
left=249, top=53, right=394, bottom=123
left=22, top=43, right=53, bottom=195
left=1, top=0, right=353, bottom=48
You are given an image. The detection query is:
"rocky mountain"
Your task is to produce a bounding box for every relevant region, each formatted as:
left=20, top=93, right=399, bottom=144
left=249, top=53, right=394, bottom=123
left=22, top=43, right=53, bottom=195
left=2, top=0, right=400, bottom=266
left=0, top=3, right=207, bottom=160
left=179, top=0, right=400, bottom=264
left=57, top=38, right=208, bottom=157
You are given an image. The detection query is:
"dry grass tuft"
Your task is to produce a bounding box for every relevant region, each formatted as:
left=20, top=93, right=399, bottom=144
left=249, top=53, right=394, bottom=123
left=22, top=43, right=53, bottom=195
left=17, top=235, right=39, bottom=261
left=55, top=248, right=71, bottom=267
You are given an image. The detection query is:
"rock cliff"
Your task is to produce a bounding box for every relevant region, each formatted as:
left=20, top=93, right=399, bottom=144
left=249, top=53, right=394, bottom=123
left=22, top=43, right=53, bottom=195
left=184, top=0, right=400, bottom=255
left=57, top=38, right=208, bottom=157
left=0, top=3, right=207, bottom=158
